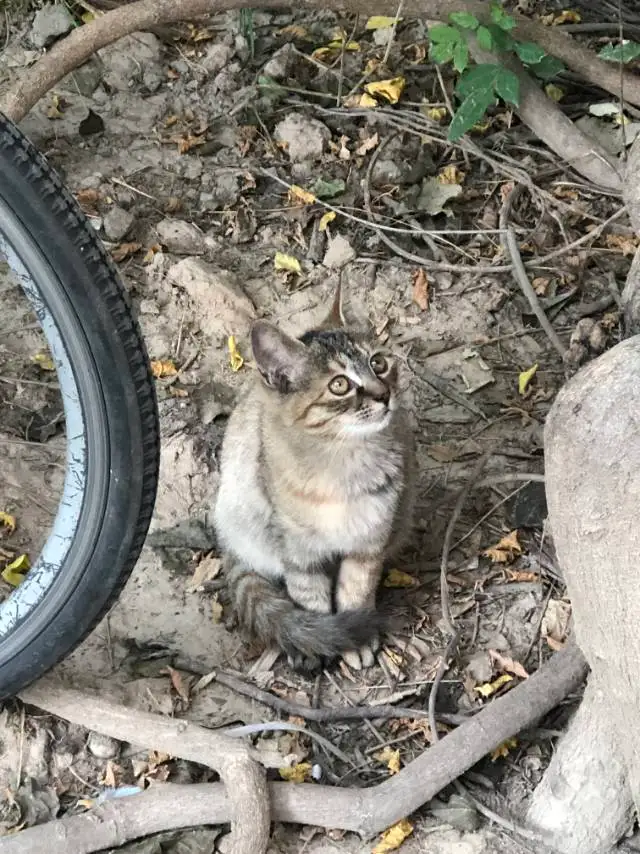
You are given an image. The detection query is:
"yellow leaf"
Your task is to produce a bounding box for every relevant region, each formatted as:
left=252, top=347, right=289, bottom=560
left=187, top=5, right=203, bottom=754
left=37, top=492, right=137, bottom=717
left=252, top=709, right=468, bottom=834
left=365, top=76, right=406, bottom=105
left=491, top=737, right=518, bottom=761
left=482, top=530, right=522, bottom=564
left=0, top=512, right=16, bottom=534
left=150, top=359, right=178, bottom=379
left=47, top=94, right=64, bottom=120
left=279, top=762, right=312, bottom=782
left=32, top=352, right=55, bottom=371
left=81, top=11, right=95, bottom=23
left=2, top=554, right=30, bottom=587
left=228, top=336, right=244, bottom=372
left=278, top=24, right=308, bottom=38
left=274, top=252, right=302, bottom=275
left=384, top=568, right=417, bottom=588
left=427, top=106, right=447, bottom=121
left=319, top=211, right=336, bottom=232
left=545, top=84, right=564, bottom=102
left=606, top=233, right=638, bottom=256
left=553, top=9, right=581, bottom=24
left=211, top=598, right=224, bottom=623
left=143, top=244, right=162, bottom=264
left=359, top=93, right=379, bottom=108
left=374, top=747, right=401, bottom=774
left=475, top=673, right=513, bottom=698
left=437, top=165, right=465, bottom=185
left=372, top=819, right=414, bottom=853
left=312, top=39, right=360, bottom=60
left=366, top=16, right=402, bottom=29
left=111, top=242, right=142, bottom=263
left=288, top=185, right=316, bottom=206
left=518, top=363, right=538, bottom=396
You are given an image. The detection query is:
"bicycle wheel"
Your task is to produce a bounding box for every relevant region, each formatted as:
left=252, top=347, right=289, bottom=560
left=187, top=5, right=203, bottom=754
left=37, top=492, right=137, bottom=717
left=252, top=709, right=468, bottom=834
left=0, top=112, right=160, bottom=698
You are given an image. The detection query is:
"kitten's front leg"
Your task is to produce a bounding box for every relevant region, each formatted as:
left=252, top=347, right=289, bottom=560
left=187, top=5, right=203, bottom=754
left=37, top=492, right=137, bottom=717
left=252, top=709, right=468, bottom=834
left=285, top=568, right=332, bottom=672
left=336, top=554, right=383, bottom=670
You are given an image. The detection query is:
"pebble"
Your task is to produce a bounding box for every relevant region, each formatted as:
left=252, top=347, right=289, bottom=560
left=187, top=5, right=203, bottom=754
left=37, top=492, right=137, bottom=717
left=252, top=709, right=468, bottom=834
left=98, top=33, right=163, bottom=92
left=262, top=43, right=296, bottom=80
left=274, top=114, right=330, bottom=163
left=323, top=234, right=356, bottom=269
left=87, top=731, right=120, bottom=760
left=156, top=219, right=206, bottom=254
left=103, top=206, right=134, bottom=242
left=30, top=3, right=74, bottom=48
left=203, top=43, right=235, bottom=74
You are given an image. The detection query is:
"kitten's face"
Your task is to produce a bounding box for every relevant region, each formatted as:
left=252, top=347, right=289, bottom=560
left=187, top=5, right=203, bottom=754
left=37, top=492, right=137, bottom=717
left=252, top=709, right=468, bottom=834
left=252, top=321, right=399, bottom=438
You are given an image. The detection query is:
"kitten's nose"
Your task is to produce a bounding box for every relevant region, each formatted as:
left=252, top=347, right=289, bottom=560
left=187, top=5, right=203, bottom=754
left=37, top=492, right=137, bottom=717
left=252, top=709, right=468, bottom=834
left=371, top=385, right=390, bottom=406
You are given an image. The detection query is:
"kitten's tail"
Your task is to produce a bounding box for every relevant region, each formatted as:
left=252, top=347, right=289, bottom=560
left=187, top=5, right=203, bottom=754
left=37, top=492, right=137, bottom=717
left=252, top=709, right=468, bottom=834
left=228, top=565, right=381, bottom=663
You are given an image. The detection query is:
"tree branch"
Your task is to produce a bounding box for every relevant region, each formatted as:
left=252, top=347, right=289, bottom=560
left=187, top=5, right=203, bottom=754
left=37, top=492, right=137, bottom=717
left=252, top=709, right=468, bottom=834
left=8, top=643, right=587, bottom=854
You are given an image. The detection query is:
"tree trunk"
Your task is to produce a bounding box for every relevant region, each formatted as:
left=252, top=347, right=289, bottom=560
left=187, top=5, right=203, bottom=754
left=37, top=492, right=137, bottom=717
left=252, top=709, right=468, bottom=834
left=528, top=336, right=640, bottom=852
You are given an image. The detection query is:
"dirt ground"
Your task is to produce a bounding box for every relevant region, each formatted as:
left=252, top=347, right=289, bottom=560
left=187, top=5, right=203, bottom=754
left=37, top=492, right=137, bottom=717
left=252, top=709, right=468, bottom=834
left=0, top=2, right=633, bottom=852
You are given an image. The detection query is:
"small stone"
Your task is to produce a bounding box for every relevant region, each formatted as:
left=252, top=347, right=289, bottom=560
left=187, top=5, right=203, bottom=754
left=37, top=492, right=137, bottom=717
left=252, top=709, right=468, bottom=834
left=262, top=43, right=296, bottom=80
left=274, top=114, right=330, bottom=162
left=62, top=58, right=103, bottom=97
left=87, top=731, right=120, bottom=760
left=203, top=43, right=235, bottom=74
left=103, top=206, right=134, bottom=242
left=30, top=3, right=74, bottom=48
left=508, top=481, right=548, bottom=529
left=98, top=32, right=163, bottom=92
left=466, top=651, right=493, bottom=683
left=323, top=234, right=356, bottom=269
left=156, top=219, right=206, bottom=254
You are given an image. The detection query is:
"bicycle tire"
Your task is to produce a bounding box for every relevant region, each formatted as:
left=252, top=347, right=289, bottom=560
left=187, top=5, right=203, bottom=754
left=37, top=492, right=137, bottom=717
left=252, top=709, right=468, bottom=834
left=0, top=112, right=160, bottom=698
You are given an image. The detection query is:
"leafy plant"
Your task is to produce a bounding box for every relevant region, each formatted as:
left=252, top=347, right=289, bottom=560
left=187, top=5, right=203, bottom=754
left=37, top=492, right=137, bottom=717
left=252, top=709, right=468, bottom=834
left=599, top=40, right=640, bottom=63
left=429, top=2, right=565, bottom=141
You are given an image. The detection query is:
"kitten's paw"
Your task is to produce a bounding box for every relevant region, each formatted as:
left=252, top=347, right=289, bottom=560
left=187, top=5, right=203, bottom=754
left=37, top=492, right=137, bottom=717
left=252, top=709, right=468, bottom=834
left=342, top=636, right=380, bottom=670
left=287, top=651, right=323, bottom=674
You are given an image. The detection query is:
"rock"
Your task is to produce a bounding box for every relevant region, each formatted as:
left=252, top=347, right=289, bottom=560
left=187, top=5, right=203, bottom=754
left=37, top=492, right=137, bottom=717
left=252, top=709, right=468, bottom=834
left=323, top=234, right=356, bottom=269
left=274, top=114, right=330, bottom=162
left=61, top=58, right=103, bottom=97
left=30, top=3, right=74, bottom=48
left=262, top=43, right=296, bottom=80
left=509, top=481, right=548, bottom=529
left=167, top=258, right=256, bottom=341
left=430, top=794, right=480, bottom=832
left=156, top=219, right=206, bottom=254
left=98, top=32, right=163, bottom=92
left=87, top=731, right=120, bottom=760
left=465, top=651, right=493, bottom=683
left=202, top=43, right=235, bottom=74
left=103, top=205, right=134, bottom=241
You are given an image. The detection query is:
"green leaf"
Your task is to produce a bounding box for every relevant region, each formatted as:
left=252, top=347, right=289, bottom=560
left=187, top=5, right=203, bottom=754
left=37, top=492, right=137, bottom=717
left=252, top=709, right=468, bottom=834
left=429, top=24, right=460, bottom=44
left=599, top=41, right=640, bottom=63
left=455, top=63, right=499, bottom=98
left=487, top=24, right=514, bottom=51
left=448, top=89, right=496, bottom=141
left=311, top=177, right=346, bottom=199
left=494, top=67, right=520, bottom=105
left=476, top=25, right=494, bottom=51
left=431, top=41, right=455, bottom=64
left=449, top=11, right=479, bottom=29
left=515, top=41, right=546, bottom=64
left=528, top=54, right=565, bottom=80
left=490, top=3, right=516, bottom=31
left=453, top=40, right=469, bottom=73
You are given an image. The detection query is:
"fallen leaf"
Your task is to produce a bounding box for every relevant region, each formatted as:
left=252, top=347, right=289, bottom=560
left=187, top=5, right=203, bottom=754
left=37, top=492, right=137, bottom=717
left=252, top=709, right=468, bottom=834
left=2, top=554, right=29, bottom=587
left=319, top=211, right=336, bottom=232
left=81, top=11, right=95, bottom=23
left=274, top=252, right=302, bottom=275
left=101, top=761, right=118, bottom=788
left=384, top=568, right=417, bottom=588
left=164, top=666, right=190, bottom=702
left=552, top=9, right=581, bottom=24
left=518, top=363, right=538, bottom=396
left=228, top=336, right=244, bottom=372
left=174, top=133, right=206, bottom=154
left=143, top=244, right=162, bottom=264
left=489, top=649, right=529, bottom=679
left=427, top=106, right=448, bottom=121
left=0, top=513, right=16, bottom=534
left=545, top=84, right=564, bottom=102
left=372, top=818, right=414, bottom=853
left=312, top=177, right=346, bottom=199
left=482, top=530, right=522, bottom=564
left=542, top=598, right=571, bottom=646
left=437, top=165, right=465, bottom=185
left=279, top=762, right=312, bottom=782
left=366, top=15, right=402, bottom=29
left=164, top=114, right=180, bottom=128
left=46, top=94, right=64, bottom=119
left=32, top=351, right=55, bottom=371
left=312, top=38, right=360, bottom=61
left=491, top=737, right=518, bottom=761
left=412, top=268, right=429, bottom=310
left=475, top=673, right=513, bottom=698
left=606, top=233, right=639, bottom=256
left=211, top=598, right=224, bottom=623
left=111, top=242, right=142, bottom=263
left=417, top=177, right=462, bottom=216
left=505, top=568, right=539, bottom=583
left=187, top=554, right=222, bottom=592
left=75, top=188, right=101, bottom=211
left=374, top=747, right=401, bottom=774
left=532, top=277, right=550, bottom=295
left=354, top=132, right=379, bottom=156
left=164, top=197, right=182, bottom=213
left=288, top=185, right=316, bottom=206
left=278, top=24, right=308, bottom=38
left=365, top=76, right=406, bottom=105
left=150, top=359, right=178, bottom=379
left=348, top=92, right=379, bottom=108
left=168, top=386, right=188, bottom=398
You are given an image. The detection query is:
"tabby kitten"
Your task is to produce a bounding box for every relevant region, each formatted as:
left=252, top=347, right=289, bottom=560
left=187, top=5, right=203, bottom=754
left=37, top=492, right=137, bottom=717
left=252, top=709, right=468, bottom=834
left=213, top=287, right=414, bottom=671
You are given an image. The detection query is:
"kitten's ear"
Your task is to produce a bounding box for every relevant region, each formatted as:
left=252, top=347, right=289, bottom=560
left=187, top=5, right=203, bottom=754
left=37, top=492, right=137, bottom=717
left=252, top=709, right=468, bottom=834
left=251, top=321, right=310, bottom=392
left=317, top=282, right=346, bottom=330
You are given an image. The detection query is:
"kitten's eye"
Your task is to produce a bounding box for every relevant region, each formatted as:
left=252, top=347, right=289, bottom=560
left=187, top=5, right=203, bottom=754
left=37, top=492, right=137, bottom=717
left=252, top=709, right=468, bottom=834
left=328, top=375, right=351, bottom=396
left=370, top=354, right=388, bottom=375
